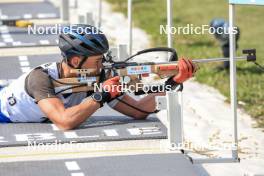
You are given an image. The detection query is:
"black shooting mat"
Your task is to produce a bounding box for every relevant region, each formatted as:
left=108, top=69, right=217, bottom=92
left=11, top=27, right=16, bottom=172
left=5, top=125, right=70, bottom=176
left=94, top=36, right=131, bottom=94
left=0, top=153, right=199, bottom=176
left=0, top=27, right=58, bottom=48
left=0, top=54, right=61, bottom=80
left=0, top=1, right=59, bottom=20
left=0, top=115, right=167, bottom=147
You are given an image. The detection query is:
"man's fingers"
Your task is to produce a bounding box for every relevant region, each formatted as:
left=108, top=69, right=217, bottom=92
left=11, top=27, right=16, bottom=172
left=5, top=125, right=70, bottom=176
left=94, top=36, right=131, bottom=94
left=180, top=58, right=188, bottom=73
left=189, top=59, right=199, bottom=73
left=173, top=57, right=197, bottom=83
left=187, top=59, right=194, bottom=76
left=184, top=58, right=192, bottom=76
left=110, top=76, right=120, bottom=82
left=188, top=59, right=194, bottom=72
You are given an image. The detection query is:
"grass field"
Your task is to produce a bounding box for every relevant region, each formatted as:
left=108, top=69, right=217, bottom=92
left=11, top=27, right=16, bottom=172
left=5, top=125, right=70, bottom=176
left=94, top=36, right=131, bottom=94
left=107, top=0, right=264, bottom=127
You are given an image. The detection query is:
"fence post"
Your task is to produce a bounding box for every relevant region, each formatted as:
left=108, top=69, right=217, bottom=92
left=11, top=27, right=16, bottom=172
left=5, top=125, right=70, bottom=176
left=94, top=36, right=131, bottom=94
left=229, top=3, right=239, bottom=160
left=118, top=44, right=128, bottom=61
left=128, top=0, right=133, bottom=56
left=78, top=14, right=85, bottom=24
left=166, top=91, right=183, bottom=150
left=61, top=0, right=70, bottom=22
left=86, top=12, right=95, bottom=26
left=98, top=0, right=102, bottom=28
left=110, top=47, right=118, bottom=61
left=74, top=0, right=78, bottom=9
left=167, top=0, right=173, bottom=50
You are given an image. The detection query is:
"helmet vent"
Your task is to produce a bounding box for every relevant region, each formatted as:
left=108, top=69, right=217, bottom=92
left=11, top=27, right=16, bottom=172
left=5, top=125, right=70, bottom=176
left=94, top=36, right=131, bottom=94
left=90, top=38, right=103, bottom=48
left=80, top=42, right=94, bottom=52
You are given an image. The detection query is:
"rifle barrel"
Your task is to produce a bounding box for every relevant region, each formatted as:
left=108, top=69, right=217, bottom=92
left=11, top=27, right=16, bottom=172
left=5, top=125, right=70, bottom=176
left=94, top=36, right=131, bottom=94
left=103, top=55, right=251, bottom=69
left=142, top=56, right=247, bottom=65
left=192, top=56, right=246, bottom=63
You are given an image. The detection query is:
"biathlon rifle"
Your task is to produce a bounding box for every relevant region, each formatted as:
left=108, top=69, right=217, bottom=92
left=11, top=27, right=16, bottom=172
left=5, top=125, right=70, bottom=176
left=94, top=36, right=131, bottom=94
left=52, top=47, right=256, bottom=95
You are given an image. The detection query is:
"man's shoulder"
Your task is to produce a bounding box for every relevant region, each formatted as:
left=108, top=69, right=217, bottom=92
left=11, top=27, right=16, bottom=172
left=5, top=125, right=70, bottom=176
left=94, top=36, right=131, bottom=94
left=25, top=63, right=57, bottom=101
left=28, top=67, right=49, bottom=78
left=26, top=65, right=54, bottom=87
left=28, top=62, right=59, bottom=77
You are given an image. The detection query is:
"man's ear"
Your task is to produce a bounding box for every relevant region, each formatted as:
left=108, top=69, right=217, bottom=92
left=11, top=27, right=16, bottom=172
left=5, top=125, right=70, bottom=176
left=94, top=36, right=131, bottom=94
left=69, top=56, right=81, bottom=68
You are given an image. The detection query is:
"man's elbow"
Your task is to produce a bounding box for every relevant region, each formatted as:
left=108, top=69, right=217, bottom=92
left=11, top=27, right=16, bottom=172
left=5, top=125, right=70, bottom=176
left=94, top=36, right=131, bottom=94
left=55, top=122, right=75, bottom=131
left=132, top=112, right=148, bottom=120
left=55, top=118, right=77, bottom=131
left=57, top=123, right=75, bottom=130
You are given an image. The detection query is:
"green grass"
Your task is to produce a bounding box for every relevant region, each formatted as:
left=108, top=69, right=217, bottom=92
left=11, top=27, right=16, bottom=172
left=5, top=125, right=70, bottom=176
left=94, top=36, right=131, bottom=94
left=106, top=0, right=264, bottom=127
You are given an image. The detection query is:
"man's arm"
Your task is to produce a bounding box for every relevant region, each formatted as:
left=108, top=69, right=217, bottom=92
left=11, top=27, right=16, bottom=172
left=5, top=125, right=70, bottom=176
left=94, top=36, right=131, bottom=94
left=112, top=93, right=164, bottom=119
left=37, top=76, right=122, bottom=130
left=26, top=68, right=101, bottom=130
left=38, top=97, right=100, bottom=130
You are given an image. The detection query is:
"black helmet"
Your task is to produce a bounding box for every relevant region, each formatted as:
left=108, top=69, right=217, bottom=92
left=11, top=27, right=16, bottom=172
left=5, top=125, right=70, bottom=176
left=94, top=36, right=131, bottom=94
left=59, top=24, right=109, bottom=68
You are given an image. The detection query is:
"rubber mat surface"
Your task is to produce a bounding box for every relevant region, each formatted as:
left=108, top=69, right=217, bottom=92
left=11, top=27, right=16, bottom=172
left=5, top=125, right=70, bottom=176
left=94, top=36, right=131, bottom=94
left=0, top=153, right=198, bottom=176
left=0, top=115, right=167, bottom=147
left=0, top=26, right=58, bottom=48
left=0, top=54, right=61, bottom=80
left=0, top=1, right=59, bottom=20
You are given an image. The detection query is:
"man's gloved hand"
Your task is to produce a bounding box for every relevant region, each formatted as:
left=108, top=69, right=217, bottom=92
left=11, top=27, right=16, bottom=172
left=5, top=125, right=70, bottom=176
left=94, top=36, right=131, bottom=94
left=165, top=58, right=197, bottom=91
left=102, top=76, right=121, bottom=99
left=173, top=58, right=197, bottom=83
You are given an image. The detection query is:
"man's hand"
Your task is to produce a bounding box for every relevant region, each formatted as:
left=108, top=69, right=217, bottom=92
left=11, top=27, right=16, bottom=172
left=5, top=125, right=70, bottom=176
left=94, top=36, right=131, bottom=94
left=103, top=76, right=121, bottom=99
left=173, top=58, right=197, bottom=83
